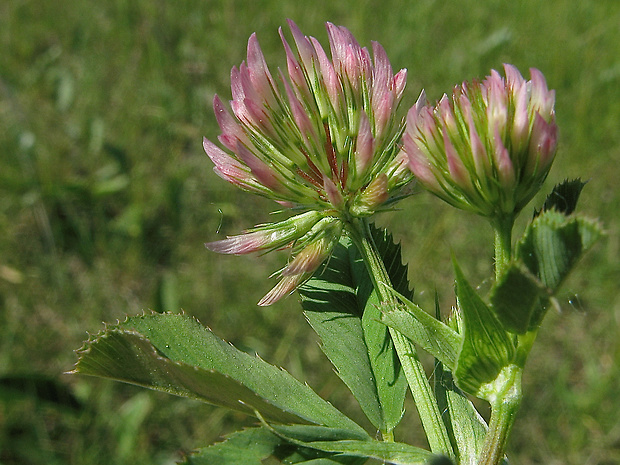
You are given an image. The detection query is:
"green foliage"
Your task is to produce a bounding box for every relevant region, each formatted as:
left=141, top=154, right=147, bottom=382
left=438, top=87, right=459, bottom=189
left=433, top=363, right=489, bottom=465
left=183, top=427, right=367, bottom=465
left=300, top=226, right=409, bottom=434
left=489, top=262, right=549, bottom=334
left=382, top=292, right=461, bottom=370
left=75, top=313, right=366, bottom=434
left=534, top=178, right=587, bottom=217
left=1, top=0, right=618, bottom=463
left=452, top=261, right=516, bottom=398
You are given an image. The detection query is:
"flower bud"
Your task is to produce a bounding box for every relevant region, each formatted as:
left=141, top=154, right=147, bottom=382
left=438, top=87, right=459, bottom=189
left=404, top=64, right=558, bottom=218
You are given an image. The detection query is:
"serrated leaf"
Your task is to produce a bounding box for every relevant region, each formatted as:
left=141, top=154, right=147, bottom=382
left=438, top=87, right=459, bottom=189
left=269, top=423, right=435, bottom=465
left=534, top=178, right=587, bottom=217
left=434, top=362, right=487, bottom=465
left=453, top=261, right=515, bottom=397
left=432, top=289, right=488, bottom=465
left=74, top=313, right=366, bottom=434
left=181, top=428, right=280, bottom=465
left=299, top=225, right=408, bottom=433
left=489, top=262, right=549, bottom=334
left=518, top=210, right=602, bottom=291
left=381, top=289, right=461, bottom=370
left=515, top=211, right=602, bottom=330
left=182, top=427, right=365, bottom=465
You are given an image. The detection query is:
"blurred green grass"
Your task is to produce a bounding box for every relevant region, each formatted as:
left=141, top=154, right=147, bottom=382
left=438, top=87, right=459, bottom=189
left=1, top=0, right=619, bottom=463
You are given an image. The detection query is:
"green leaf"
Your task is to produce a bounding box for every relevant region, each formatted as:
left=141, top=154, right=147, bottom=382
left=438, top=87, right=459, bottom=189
left=299, top=225, right=408, bottom=433
left=74, top=313, right=366, bottom=434
left=453, top=261, right=516, bottom=397
left=269, top=424, right=435, bottom=465
left=381, top=290, right=461, bottom=370
left=518, top=210, right=602, bottom=291
left=489, top=262, right=549, bottom=334
left=534, top=178, right=587, bottom=217
left=182, top=426, right=365, bottom=465
left=182, top=428, right=280, bottom=465
left=516, top=210, right=602, bottom=329
left=434, top=362, right=487, bottom=465
left=432, top=291, right=488, bottom=465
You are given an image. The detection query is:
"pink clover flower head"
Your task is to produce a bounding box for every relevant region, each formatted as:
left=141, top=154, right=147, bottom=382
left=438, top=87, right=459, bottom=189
left=204, top=21, right=412, bottom=305
left=404, top=64, right=557, bottom=218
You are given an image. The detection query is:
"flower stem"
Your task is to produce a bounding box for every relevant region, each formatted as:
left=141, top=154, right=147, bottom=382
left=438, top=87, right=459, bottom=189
left=480, top=214, right=521, bottom=465
left=491, top=214, right=514, bottom=280
left=478, top=365, right=523, bottom=465
left=347, top=218, right=454, bottom=459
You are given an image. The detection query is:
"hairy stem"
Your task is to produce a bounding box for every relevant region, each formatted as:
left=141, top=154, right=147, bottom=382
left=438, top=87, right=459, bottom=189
left=491, top=214, right=515, bottom=280
left=478, top=366, right=522, bottom=465
left=347, top=218, right=454, bottom=458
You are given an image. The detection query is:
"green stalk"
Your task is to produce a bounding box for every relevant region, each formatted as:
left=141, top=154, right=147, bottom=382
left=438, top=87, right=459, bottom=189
left=491, top=214, right=514, bottom=280
left=478, top=366, right=522, bottom=465
left=347, top=218, right=454, bottom=459
left=477, top=214, right=522, bottom=465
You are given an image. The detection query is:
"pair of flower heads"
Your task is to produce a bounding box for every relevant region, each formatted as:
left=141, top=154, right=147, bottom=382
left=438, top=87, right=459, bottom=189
left=204, top=20, right=558, bottom=305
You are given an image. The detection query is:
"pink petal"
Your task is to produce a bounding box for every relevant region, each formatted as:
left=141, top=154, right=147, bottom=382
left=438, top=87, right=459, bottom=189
left=213, top=95, right=248, bottom=151
left=393, top=69, right=408, bottom=100
left=203, top=137, right=254, bottom=187
left=403, top=134, right=442, bottom=192
left=323, top=174, right=344, bottom=209
left=373, top=91, right=394, bottom=139
left=459, top=94, right=490, bottom=177
left=510, top=78, right=530, bottom=152
left=246, top=33, right=278, bottom=105
left=310, top=36, right=342, bottom=113
left=257, top=275, right=303, bottom=306
left=235, top=141, right=282, bottom=192
left=444, top=132, right=472, bottom=191
left=287, top=20, right=317, bottom=78
left=279, top=27, right=311, bottom=99
left=280, top=70, right=318, bottom=143
left=526, top=113, right=558, bottom=176
left=281, top=242, right=324, bottom=276
left=492, top=127, right=515, bottom=188
left=205, top=230, right=272, bottom=255
left=326, top=22, right=347, bottom=72
left=529, top=68, right=555, bottom=117
left=355, top=111, right=374, bottom=175
left=503, top=63, right=525, bottom=90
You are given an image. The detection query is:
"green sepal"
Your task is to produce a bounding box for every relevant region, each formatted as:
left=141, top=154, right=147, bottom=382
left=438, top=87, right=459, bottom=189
left=489, top=261, right=549, bottom=334
left=452, top=260, right=516, bottom=398
left=73, top=313, right=366, bottom=434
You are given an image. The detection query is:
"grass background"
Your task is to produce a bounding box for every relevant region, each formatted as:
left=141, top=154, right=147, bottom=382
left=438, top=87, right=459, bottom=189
left=1, top=0, right=619, bottom=463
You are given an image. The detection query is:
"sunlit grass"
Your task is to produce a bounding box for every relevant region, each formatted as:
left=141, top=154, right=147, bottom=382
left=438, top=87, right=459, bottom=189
left=1, top=0, right=619, bottom=463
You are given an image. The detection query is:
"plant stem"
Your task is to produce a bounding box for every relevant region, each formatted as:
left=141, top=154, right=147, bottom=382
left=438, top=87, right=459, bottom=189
left=347, top=218, right=454, bottom=459
left=479, top=214, right=521, bottom=465
left=491, top=214, right=514, bottom=280
left=478, top=365, right=522, bottom=465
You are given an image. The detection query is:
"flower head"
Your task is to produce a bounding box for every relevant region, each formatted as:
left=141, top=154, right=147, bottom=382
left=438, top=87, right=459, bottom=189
left=404, top=64, right=557, bottom=218
left=204, top=20, right=412, bottom=304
